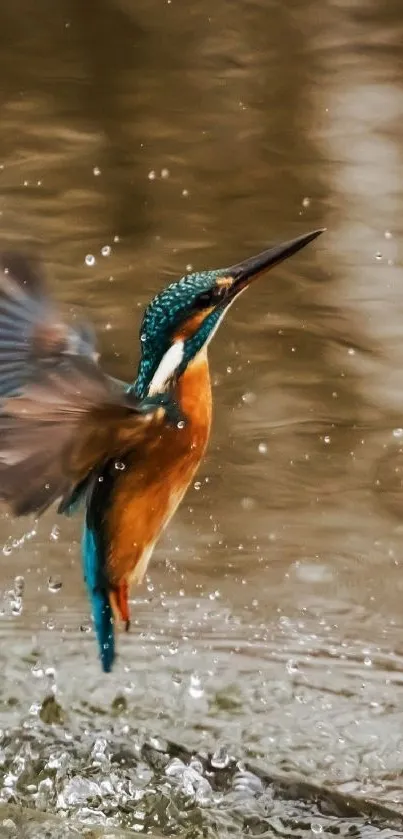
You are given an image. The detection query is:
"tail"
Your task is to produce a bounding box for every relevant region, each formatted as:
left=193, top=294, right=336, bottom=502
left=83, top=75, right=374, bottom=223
left=82, top=522, right=115, bottom=673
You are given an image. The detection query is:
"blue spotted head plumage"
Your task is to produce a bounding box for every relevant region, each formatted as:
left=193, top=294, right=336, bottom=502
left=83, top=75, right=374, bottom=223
left=133, top=229, right=325, bottom=398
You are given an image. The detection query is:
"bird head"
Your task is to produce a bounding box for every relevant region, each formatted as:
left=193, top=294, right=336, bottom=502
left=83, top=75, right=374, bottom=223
left=134, top=229, right=324, bottom=398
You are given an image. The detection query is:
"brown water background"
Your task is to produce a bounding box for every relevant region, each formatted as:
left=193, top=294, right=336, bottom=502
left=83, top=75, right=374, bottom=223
left=1, top=1, right=403, bottom=836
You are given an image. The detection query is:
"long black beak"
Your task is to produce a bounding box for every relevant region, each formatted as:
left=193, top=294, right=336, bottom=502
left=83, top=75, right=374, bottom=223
left=226, top=228, right=325, bottom=295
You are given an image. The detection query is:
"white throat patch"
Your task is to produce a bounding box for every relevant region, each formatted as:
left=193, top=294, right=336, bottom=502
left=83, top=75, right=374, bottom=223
left=148, top=340, right=185, bottom=395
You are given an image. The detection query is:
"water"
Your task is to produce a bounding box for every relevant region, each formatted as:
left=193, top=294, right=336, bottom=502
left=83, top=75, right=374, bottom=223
left=1, top=0, right=403, bottom=835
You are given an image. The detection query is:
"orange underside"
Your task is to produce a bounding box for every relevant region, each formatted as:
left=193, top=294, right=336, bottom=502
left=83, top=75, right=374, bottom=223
left=104, top=351, right=213, bottom=605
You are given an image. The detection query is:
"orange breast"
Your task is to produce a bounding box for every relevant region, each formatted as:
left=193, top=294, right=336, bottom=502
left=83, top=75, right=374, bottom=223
left=105, top=350, right=212, bottom=586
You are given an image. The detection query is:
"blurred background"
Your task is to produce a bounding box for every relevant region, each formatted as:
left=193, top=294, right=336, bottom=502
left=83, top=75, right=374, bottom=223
left=1, top=1, right=403, bottom=836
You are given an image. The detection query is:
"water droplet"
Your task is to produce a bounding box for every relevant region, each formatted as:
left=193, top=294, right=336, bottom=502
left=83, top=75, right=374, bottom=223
left=194, top=481, right=201, bottom=491
left=226, top=365, right=233, bottom=374
left=85, top=254, right=95, bottom=267
left=189, top=672, right=204, bottom=699
left=37, top=777, right=53, bottom=807
left=374, top=251, right=382, bottom=261
left=242, top=391, right=256, bottom=405
left=186, top=263, right=193, bottom=273
left=258, top=442, right=267, bottom=454
left=2, top=543, right=12, bottom=556
left=393, top=428, right=403, bottom=439
left=114, top=460, right=125, bottom=471
left=140, top=333, right=146, bottom=343
left=177, top=420, right=185, bottom=429
left=14, top=576, right=24, bottom=596
left=323, top=435, right=331, bottom=444
left=50, top=525, right=60, bottom=541
left=101, top=245, right=111, bottom=257
left=46, top=618, right=55, bottom=631
left=113, top=234, right=120, bottom=243
left=93, top=166, right=101, bottom=176
left=11, top=597, right=22, bottom=616
left=211, top=746, right=230, bottom=769
left=80, top=621, right=92, bottom=633
left=62, top=776, right=102, bottom=806
left=47, top=577, right=62, bottom=593
left=148, top=170, right=156, bottom=180
left=233, top=769, right=263, bottom=794
left=364, top=656, right=372, bottom=666
left=1, top=819, right=17, bottom=833
left=161, top=167, right=170, bottom=179
left=347, top=348, right=355, bottom=356
left=182, top=189, right=189, bottom=197
left=166, top=757, right=186, bottom=778
left=385, top=230, right=393, bottom=239
left=91, top=736, right=109, bottom=766
left=302, top=196, right=310, bottom=208
left=311, top=822, right=323, bottom=835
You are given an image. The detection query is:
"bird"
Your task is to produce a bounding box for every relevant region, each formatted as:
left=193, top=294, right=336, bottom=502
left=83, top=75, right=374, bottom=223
left=0, top=229, right=324, bottom=671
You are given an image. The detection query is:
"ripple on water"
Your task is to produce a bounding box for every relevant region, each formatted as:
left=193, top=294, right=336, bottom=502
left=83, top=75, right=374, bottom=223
left=0, top=698, right=401, bottom=837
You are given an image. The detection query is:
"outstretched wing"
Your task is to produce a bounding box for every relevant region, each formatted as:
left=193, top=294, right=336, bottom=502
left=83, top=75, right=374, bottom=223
left=0, top=253, right=177, bottom=517
left=0, top=357, right=169, bottom=516
left=0, top=252, right=99, bottom=398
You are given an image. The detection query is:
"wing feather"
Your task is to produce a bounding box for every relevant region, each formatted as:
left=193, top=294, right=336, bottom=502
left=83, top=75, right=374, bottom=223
left=0, top=252, right=176, bottom=517
left=0, top=357, right=171, bottom=516
left=0, top=252, right=99, bottom=398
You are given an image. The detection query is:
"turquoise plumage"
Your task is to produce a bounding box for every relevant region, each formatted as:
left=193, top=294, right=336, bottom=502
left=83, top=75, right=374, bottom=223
left=82, top=522, right=114, bottom=673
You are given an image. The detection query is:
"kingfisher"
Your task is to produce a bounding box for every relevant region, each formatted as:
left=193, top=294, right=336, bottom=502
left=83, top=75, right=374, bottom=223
left=0, top=229, right=323, bottom=671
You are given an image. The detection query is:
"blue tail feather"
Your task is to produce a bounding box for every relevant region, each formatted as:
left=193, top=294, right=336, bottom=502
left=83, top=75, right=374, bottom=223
left=90, top=590, right=115, bottom=674
left=82, top=523, right=115, bottom=673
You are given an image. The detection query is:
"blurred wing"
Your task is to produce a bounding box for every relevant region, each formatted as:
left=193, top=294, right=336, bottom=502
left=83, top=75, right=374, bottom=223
left=0, top=357, right=173, bottom=517
left=0, top=251, right=184, bottom=519
left=0, top=251, right=99, bottom=398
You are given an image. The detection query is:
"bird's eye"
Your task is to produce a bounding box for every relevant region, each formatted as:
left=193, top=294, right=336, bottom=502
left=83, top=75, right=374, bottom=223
left=195, top=285, right=228, bottom=309
left=195, top=291, right=213, bottom=308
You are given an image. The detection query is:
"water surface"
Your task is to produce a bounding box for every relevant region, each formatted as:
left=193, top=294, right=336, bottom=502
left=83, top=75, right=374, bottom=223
left=1, top=1, right=403, bottom=836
